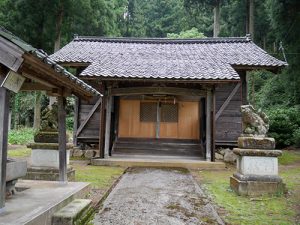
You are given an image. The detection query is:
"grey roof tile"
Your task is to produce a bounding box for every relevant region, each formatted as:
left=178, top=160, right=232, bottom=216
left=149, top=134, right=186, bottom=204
left=50, top=36, right=287, bottom=81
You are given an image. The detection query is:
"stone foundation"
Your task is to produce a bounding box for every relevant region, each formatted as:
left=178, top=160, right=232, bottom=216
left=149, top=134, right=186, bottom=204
left=24, top=167, right=75, bottom=181
left=238, top=137, right=275, bottom=149
left=230, top=176, right=285, bottom=196
left=230, top=138, right=285, bottom=196
left=28, top=143, right=73, bottom=169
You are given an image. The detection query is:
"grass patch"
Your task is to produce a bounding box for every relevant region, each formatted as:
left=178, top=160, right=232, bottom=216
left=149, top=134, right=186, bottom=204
left=73, top=164, right=124, bottom=189
left=8, top=148, right=31, bottom=158
left=196, top=167, right=299, bottom=225
left=279, top=150, right=300, bottom=165
left=8, top=128, right=35, bottom=145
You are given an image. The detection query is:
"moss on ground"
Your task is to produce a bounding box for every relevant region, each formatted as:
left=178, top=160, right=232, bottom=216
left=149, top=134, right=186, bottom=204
left=72, top=164, right=125, bottom=189
left=8, top=148, right=31, bottom=158
left=195, top=151, right=300, bottom=225
left=279, top=150, right=300, bottom=165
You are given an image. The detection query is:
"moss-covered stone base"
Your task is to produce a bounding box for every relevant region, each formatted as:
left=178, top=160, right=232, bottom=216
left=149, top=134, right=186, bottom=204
left=24, top=167, right=75, bottom=181
left=230, top=175, right=286, bottom=196
left=34, top=131, right=70, bottom=143
left=52, top=199, right=94, bottom=225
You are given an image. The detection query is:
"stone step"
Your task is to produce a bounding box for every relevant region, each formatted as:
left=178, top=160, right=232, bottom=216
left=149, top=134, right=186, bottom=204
left=52, top=199, right=93, bottom=225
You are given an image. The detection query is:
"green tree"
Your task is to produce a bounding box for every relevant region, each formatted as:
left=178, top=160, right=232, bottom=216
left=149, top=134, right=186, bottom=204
left=167, top=27, right=206, bottom=38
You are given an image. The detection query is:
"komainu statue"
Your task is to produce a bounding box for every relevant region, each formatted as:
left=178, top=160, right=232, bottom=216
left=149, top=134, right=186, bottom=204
left=40, top=103, right=58, bottom=131
left=241, top=105, right=269, bottom=137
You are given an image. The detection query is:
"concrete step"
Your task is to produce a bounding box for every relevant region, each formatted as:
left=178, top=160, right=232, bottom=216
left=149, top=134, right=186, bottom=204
left=113, top=140, right=203, bottom=157
left=91, top=156, right=225, bottom=170
left=52, top=199, right=93, bottom=225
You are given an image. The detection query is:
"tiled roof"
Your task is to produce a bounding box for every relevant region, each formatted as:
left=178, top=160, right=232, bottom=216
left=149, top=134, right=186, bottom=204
left=0, top=27, right=101, bottom=96
left=50, top=36, right=287, bottom=81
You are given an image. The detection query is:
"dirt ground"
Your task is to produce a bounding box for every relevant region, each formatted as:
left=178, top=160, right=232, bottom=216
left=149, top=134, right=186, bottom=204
left=93, top=167, right=224, bottom=225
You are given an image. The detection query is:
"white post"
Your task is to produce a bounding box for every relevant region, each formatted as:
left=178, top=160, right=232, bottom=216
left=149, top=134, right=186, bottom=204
left=206, top=89, right=212, bottom=161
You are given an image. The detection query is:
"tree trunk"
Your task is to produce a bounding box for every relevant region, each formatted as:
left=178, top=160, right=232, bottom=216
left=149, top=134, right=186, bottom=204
left=246, top=0, right=254, bottom=38
left=249, top=0, right=254, bottom=38
left=54, top=7, right=64, bottom=52
left=33, top=91, right=42, bottom=129
left=213, top=1, right=220, bottom=37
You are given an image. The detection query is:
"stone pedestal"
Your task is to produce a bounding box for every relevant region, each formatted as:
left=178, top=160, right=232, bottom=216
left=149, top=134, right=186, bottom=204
left=24, top=167, right=75, bottom=181
left=230, top=137, right=285, bottom=196
left=28, top=143, right=73, bottom=169
left=27, top=140, right=74, bottom=181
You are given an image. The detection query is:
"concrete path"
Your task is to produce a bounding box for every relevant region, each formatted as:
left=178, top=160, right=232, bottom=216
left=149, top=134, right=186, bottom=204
left=94, top=168, right=224, bottom=225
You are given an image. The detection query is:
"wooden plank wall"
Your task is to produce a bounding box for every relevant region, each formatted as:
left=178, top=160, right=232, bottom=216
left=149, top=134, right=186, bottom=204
left=215, top=83, right=242, bottom=143
left=118, top=99, right=199, bottom=140
left=78, top=96, right=100, bottom=139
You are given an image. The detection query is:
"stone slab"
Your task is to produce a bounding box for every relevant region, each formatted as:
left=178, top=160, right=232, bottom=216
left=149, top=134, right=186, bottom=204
left=52, top=199, right=93, bottom=225
left=230, top=176, right=285, bottom=196
left=31, top=149, right=70, bottom=168
left=91, top=155, right=225, bottom=170
left=6, top=160, right=27, bottom=181
left=237, top=155, right=279, bottom=176
left=24, top=167, right=75, bottom=181
left=238, top=136, right=275, bottom=149
left=0, top=180, right=90, bottom=225
left=27, top=143, right=73, bottom=150
left=233, top=148, right=282, bottom=157
left=233, top=172, right=282, bottom=182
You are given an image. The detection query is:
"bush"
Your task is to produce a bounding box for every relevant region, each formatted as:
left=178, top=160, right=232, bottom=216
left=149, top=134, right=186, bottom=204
left=267, top=107, right=300, bottom=148
left=8, top=128, right=35, bottom=145
left=293, top=128, right=300, bottom=147
left=66, top=116, right=74, bottom=131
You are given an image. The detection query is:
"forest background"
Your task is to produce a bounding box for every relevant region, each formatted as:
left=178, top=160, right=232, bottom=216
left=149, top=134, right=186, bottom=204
left=0, top=0, right=299, bottom=148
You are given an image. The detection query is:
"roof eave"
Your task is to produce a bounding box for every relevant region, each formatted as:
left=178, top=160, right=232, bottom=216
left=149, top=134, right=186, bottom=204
left=78, top=76, right=241, bottom=83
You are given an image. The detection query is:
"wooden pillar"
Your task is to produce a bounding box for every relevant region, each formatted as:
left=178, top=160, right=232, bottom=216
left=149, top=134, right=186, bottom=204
left=0, top=78, right=9, bottom=210
left=99, top=96, right=106, bottom=158
left=104, top=94, right=112, bottom=158
left=211, top=87, right=216, bottom=162
left=156, top=101, right=160, bottom=139
left=239, top=71, right=248, bottom=105
left=206, top=89, right=212, bottom=161
left=73, top=97, right=79, bottom=146
left=57, top=96, right=67, bottom=183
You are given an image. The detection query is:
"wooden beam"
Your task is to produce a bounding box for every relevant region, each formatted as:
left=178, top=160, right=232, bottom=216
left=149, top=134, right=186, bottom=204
left=238, top=71, right=248, bottom=104
left=98, top=77, right=241, bottom=84
left=20, top=82, right=52, bottom=91
left=156, top=102, right=160, bottom=138
left=206, top=89, right=212, bottom=161
left=0, top=77, right=10, bottom=210
left=57, top=96, right=67, bottom=183
left=99, top=96, right=106, bottom=158
left=22, top=71, right=58, bottom=89
left=76, top=97, right=102, bottom=137
left=57, top=62, right=90, bottom=68
left=21, top=54, right=94, bottom=99
left=104, top=94, right=112, bottom=158
left=211, top=87, right=216, bottom=162
left=73, top=97, right=79, bottom=146
left=215, top=83, right=241, bottom=121
left=232, top=65, right=282, bottom=73
left=0, top=37, right=24, bottom=72
left=111, top=86, right=206, bottom=97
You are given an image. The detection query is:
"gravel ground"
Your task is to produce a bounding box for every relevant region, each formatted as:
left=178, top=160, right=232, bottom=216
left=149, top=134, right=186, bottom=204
left=94, top=168, right=224, bottom=225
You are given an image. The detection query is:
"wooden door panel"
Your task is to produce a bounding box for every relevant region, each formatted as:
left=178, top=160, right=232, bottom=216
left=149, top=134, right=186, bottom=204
left=178, top=102, right=199, bottom=139
left=118, top=99, right=156, bottom=138
left=160, top=123, right=178, bottom=138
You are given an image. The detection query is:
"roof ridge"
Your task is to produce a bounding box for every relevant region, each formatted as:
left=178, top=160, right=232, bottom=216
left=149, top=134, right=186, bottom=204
left=73, top=36, right=251, bottom=44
